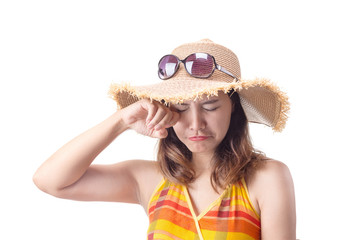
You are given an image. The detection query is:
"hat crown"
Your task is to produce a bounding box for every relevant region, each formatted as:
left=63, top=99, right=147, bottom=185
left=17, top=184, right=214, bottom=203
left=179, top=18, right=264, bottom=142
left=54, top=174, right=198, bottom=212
left=171, top=39, right=241, bottom=81
left=197, top=38, right=214, bottom=43
left=110, top=39, right=289, bottom=132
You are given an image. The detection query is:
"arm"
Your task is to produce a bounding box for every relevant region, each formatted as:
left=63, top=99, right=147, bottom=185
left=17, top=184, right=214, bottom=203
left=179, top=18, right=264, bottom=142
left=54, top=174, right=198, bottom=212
left=253, top=160, right=296, bottom=240
left=33, top=99, right=179, bottom=205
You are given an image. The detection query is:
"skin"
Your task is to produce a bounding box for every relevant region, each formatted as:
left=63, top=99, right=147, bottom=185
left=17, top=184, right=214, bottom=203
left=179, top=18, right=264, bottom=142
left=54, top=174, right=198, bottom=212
left=33, top=92, right=296, bottom=239
left=171, top=93, right=233, bottom=161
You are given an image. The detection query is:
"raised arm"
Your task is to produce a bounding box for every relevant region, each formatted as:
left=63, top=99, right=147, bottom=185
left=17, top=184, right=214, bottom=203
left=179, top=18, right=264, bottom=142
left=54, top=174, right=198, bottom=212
left=33, top=99, right=179, bottom=206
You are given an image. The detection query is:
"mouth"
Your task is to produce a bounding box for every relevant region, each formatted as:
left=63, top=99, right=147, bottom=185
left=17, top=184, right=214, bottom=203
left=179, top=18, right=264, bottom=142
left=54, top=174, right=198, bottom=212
left=188, top=136, right=209, bottom=141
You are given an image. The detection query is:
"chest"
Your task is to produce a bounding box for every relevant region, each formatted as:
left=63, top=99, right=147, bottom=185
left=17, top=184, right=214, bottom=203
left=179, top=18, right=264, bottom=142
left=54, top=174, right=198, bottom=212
left=147, top=180, right=262, bottom=240
left=186, top=185, right=225, bottom=217
left=186, top=178, right=261, bottom=219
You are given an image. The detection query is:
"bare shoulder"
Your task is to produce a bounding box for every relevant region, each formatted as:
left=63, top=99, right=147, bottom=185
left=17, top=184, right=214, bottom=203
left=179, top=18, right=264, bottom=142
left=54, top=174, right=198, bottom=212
left=248, top=159, right=294, bottom=203
left=125, top=159, right=163, bottom=210
left=247, top=159, right=296, bottom=239
left=247, top=159, right=291, bottom=183
left=255, top=159, right=292, bottom=182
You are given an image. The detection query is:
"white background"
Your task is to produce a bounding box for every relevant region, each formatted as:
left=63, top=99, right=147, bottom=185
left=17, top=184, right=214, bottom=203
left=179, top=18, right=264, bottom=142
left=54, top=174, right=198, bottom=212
left=1, top=0, right=359, bottom=239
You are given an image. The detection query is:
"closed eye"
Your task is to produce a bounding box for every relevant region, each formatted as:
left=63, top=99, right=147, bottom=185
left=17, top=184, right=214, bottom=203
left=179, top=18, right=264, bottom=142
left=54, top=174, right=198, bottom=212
left=175, top=107, right=218, bottom=112
left=203, top=107, right=219, bottom=111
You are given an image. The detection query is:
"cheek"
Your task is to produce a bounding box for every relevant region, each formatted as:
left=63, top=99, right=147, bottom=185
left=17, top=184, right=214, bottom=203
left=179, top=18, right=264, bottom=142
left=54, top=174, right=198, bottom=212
left=216, top=111, right=232, bottom=136
left=172, top=122, right=184, bottom=139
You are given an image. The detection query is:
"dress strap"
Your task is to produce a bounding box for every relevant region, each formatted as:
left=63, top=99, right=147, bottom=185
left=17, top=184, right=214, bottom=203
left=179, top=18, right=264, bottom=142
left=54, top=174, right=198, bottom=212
left=183, top=185, right=205, bottom=240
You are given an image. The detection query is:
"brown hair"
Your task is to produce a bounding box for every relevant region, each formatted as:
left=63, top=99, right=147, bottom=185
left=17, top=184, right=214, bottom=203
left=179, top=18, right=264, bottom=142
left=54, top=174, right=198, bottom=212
left=157, top=91, right=266, bottom=191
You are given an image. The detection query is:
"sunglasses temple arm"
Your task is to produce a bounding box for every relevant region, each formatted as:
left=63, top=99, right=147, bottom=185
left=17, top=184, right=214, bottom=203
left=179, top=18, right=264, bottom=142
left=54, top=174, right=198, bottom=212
left=216, top=65, right=239, bottom=81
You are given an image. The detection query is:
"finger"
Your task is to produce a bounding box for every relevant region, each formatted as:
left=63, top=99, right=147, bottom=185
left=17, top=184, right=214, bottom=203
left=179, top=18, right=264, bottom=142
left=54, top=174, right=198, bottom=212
left=157, top=111, right=179, bottom=129
left=147, top=105, right=168, bottom=129
left=145, top=126, right=168, bottom=139
left=142, top=100, right=158, bottom=125
left=154, top=110, right=173, bottom=130
left=166, top=111, right=180, bottom=128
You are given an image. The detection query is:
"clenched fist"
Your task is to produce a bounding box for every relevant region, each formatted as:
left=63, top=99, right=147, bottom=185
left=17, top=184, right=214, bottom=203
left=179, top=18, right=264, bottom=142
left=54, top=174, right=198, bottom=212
left=119, top=99, right=180, bottom=138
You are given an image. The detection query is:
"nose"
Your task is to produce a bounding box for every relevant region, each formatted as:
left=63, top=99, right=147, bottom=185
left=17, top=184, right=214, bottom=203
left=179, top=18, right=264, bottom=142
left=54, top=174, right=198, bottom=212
left=189, top=107, right=206, bottom=131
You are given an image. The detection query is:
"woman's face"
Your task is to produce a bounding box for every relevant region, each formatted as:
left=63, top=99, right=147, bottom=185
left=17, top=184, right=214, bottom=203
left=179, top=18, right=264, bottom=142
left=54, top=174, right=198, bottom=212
left=171, top=92, right=233, bottom=156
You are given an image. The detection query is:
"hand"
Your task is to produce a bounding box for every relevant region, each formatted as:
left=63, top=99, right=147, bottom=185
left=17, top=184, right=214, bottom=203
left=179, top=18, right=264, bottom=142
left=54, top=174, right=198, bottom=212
left=120, top=99, right=180, bottom=138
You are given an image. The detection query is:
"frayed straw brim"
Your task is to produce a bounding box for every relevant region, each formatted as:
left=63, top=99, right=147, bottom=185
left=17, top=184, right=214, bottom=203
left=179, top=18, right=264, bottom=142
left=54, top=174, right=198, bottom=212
left=109, top=39, right=289, bottom=132
left=108, top=77, right=289, bottom=132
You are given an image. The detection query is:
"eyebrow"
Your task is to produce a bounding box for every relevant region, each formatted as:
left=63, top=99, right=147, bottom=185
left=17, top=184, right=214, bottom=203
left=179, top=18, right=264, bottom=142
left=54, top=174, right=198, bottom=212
left=178, top=99, right=219, bottom=106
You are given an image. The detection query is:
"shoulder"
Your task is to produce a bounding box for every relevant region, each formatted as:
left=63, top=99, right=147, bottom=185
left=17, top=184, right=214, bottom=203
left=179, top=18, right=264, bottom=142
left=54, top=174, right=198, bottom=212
left=249, top=159, right=294, bottom=202
left=247, top=159, right=296, bottom=238
left=246, top=159, right=295, bottom=212
left=255, top=159, right=292, bottom=183
left=124, top=160, right=163, bottom=209
left=247, top=159, right=292, bottom=184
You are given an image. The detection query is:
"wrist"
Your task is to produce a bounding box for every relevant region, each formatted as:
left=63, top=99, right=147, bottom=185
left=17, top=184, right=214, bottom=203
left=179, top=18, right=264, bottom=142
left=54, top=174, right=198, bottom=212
left=112, top=110, right=130, bottom=136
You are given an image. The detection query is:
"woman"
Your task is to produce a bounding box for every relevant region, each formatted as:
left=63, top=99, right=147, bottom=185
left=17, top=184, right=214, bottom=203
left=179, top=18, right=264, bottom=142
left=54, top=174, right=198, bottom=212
left=33, top=39, right=296, bottom=239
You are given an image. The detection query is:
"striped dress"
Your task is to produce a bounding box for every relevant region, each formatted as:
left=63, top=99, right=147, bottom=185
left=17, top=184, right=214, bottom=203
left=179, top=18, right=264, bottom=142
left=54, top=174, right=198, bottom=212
left=147, top=178, right=260, bottom=240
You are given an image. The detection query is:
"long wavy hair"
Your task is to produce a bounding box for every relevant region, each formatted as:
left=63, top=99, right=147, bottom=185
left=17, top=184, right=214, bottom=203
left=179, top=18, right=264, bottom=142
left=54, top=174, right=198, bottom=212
left=157, top=90, right=266, bottom=191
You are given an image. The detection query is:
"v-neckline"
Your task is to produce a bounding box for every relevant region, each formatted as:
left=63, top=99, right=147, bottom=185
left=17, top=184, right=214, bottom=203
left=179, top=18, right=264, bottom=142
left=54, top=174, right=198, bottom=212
left=183, top=184, right=230, bottom=220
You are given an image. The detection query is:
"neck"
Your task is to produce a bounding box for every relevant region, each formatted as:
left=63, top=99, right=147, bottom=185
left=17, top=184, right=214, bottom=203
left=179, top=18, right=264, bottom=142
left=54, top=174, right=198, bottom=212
left=191, top=152, right=214, bottom=177
left=190, top=152, right=227, bottom=193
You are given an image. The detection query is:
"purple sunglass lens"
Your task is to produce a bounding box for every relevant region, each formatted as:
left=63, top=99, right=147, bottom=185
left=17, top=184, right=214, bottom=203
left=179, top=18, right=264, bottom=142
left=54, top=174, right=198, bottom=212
left=158, top=55, right=179, bottom=79
left=185, top=53, right=214, bottom=78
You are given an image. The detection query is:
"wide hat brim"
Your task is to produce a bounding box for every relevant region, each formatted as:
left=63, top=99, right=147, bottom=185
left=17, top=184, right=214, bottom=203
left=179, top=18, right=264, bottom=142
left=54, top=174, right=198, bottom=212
left=109, top=77, right=289, bottom=132
left=108, top=39, right=289, bottom=132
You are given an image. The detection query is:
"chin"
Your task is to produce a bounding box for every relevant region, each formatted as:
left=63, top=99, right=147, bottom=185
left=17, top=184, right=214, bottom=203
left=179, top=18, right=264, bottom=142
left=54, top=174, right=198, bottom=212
left=185, top=143, right=217, bottom=155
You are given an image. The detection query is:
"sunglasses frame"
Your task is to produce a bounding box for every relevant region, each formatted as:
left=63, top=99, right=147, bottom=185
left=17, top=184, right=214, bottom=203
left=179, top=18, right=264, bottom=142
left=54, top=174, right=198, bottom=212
left=158, top=53, right=238, bottom=81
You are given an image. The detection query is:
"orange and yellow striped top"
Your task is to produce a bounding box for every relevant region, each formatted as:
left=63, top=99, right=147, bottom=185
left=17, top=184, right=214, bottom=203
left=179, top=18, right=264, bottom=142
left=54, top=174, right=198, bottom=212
left=147, top=178, right=260, bottom=240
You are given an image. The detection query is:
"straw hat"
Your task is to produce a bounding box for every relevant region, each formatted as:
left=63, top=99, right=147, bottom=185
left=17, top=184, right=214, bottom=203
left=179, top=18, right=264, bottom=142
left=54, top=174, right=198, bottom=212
left=109, top=39, right=289, bottom=132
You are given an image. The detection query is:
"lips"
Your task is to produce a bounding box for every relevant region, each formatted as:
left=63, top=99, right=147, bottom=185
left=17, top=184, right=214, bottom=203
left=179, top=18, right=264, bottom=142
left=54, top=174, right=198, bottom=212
left=189, top=136, right=209, bottom=141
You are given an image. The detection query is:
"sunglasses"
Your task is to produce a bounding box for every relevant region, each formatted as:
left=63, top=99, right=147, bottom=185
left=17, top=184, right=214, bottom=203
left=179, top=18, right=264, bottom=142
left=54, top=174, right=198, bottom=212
left=158, top=53, right=238, bottom=80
